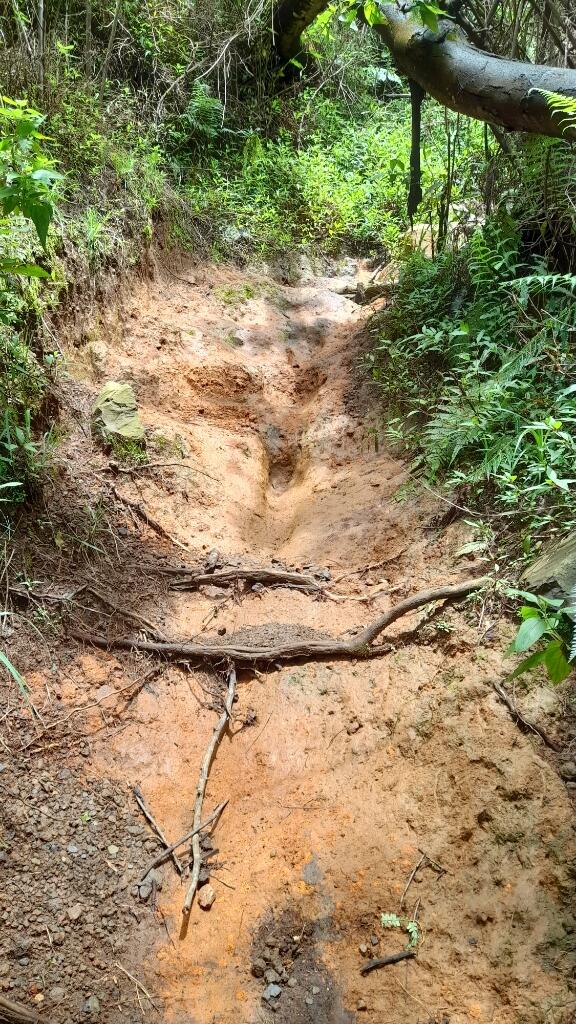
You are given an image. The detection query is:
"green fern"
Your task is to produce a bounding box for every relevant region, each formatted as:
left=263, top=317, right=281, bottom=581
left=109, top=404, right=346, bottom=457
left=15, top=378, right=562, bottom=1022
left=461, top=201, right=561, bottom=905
left=533, top=89, right=576, bottom=138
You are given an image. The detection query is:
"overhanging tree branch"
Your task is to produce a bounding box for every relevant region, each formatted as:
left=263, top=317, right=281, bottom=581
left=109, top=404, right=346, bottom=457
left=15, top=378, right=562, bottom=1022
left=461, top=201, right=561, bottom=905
left=273, top=0, right=576, bottom=139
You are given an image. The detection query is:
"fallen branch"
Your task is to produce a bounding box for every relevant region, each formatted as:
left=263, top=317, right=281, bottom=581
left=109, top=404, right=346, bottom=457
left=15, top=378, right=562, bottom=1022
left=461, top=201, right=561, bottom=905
left=140, top=800, right=228, bottom=882
left=360, top=950, right=416, bottom=975
left=183, top=666, right=236, bottom=915
left=166, top=566, right=327, bottom=594
left=492, top=681, right=561, bottom=752
left=133, top=785, right=183, bottom=876
left=166, top=563, right=398, bottom=604
left=72, top=576, right=490, bottom=665
left=0, top=995, right=39, bottom=1024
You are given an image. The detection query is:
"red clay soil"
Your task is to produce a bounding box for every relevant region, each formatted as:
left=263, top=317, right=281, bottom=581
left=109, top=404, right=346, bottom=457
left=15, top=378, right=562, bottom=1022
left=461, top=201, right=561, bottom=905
left=1, top=258, right=575, bottom=1024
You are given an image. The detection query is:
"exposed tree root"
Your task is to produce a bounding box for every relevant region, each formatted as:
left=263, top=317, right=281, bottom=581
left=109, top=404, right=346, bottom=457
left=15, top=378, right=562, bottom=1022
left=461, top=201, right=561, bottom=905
left=71, top=576, right=490, bottom=665
left=165, top=565, right=330, bottom=594
left=0, top=995, right=39, bottom=1024
left=492, top=681, right=562, bottom=751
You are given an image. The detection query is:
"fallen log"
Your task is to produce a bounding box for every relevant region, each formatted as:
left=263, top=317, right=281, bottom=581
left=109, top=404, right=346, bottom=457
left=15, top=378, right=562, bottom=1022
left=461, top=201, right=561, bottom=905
left=71, top=576, right=490, bottom=665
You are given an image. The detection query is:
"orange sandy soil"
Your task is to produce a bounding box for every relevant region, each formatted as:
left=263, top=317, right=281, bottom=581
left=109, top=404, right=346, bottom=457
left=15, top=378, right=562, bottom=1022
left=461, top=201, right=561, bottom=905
left=2, top=258, right=575, bottom=1024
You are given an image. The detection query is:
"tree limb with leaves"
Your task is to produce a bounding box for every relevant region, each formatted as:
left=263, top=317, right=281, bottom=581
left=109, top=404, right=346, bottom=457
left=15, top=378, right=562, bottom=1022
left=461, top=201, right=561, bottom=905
left=273, top=0, right=576, bottom=140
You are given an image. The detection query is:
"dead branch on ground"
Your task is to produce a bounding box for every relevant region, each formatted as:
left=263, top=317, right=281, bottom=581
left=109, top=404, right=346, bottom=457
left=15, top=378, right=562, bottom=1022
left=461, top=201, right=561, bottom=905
left=72, top=576, right=490, bottom=666
left=140, top=801, right=228, bottom=882
left=0, top=995, right=39, bottom=1024
left=492, top=681, right=561, bottom=751
left=165, top=565, right=327, bottom=594
left=360, top=950, right=416, bottom=975
left=183, top=666, right=236, bottom=915
left=133, top=785, right=183, bottom=876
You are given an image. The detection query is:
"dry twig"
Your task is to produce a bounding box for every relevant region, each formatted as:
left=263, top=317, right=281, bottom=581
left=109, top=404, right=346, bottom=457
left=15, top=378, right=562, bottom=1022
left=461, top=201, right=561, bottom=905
left=114, top=962, right=159, bottom=1012
left=492, top=680, right=561, bottom=751
left=133, top=785, right=183, bottom=875
left=140, top=801, right=228, bottom=881
left=183, top=666, right=236, bottom=914
left=360, top=950, right=416, bottom=975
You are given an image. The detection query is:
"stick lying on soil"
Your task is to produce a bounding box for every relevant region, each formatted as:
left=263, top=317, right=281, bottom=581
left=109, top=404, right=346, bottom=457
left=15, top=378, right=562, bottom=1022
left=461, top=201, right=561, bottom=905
left=0, top=995, right=39, bottom=1024
left=133, top=785, right=183, bottom=875
left=492, top=681, right=561, bottom=751
left=73, top=576, right=490, bottom=665
left=140, top=801, right=228, bottom=882
left=183, top=667, right=236, bottom=915
left=166, top=566, right=328, bottom=594
left=360, top=950, right=416, bottom=975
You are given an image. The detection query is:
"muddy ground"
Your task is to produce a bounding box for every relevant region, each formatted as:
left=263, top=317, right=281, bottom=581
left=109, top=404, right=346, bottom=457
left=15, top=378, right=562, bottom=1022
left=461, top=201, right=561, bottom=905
left=1, top=256, right=575, bottom=1024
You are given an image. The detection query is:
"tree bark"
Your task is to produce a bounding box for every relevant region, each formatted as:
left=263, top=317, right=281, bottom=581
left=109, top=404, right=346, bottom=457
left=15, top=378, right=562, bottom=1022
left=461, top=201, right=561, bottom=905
left=273, top=1, right=576, bottom=139
left=273, top=0, right=330, bottom=59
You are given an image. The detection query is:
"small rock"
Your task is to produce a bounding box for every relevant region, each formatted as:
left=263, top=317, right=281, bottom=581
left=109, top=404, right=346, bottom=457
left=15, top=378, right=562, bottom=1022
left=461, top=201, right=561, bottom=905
left=264, top=970, right=281, bottom=985
left=67, top=904, right=83, bottom=922
left=359, top=944, right=368, bottom=955
left=287, top=978, right=298, bottom=988
left=67, top=844, right=79, bottom=855
left=49, top=987, right=66, bottom=1003
left=305, top=996, right=314, bottom=1006
left=139, top=881, right=153, bottom=901
left=205, top=549, right=221, bottom=571
left=198, top=885, right=216, bottom=910
left=262, top=984, right=282, bottom=1002
left=560, top=761, right=576, bottom=781
left=250, top=959, right=267, bottom=979
left=83, top=995, right=100, bottom=1015
left=202, top=585, right=228, bottom=599
left=357, top=999, right=368, bottom=1011
left=370, top=934, right=379, bottom=946
left=346, top=719, right=362, bottom=735
left=107, top=845, right=119, bottom=857
left=312, top=986, right=321, bottom=995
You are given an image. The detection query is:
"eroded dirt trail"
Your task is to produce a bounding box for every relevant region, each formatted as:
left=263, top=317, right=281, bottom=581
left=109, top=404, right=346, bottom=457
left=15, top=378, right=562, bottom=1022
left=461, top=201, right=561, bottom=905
left=4, top=261, right=575, bottom=1024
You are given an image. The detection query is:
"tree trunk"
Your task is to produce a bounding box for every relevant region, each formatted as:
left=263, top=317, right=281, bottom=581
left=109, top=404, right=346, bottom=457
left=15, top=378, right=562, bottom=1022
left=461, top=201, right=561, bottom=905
left=273, top=0, right=330, bottom=59
left=273, top=1, right=576, bottom=139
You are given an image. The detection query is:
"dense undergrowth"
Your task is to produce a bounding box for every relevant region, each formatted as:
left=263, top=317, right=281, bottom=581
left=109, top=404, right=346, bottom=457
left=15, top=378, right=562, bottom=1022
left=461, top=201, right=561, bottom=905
left=368, top=139, right=576, bottom=555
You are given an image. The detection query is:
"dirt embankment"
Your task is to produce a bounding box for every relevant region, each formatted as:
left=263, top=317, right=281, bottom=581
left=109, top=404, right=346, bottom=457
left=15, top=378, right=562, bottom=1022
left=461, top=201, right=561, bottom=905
left=1, top=258, right=575, bottom=1024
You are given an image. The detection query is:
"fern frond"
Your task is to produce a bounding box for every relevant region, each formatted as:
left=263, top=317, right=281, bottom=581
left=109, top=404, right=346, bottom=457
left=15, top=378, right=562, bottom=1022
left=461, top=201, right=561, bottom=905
left=531, top=88, right=576, bottom=138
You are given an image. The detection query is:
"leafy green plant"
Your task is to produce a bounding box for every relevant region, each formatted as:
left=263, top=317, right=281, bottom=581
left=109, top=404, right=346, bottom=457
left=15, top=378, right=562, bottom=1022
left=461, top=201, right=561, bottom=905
left=506, top=588, right=574, bottom=684
left=0, top=97, right=61, bottom=252
left=369, top=219, right=576, bottom=540
left=533, top=89, right=576, bottom=138
left=381, top=911, right=421, bottom=949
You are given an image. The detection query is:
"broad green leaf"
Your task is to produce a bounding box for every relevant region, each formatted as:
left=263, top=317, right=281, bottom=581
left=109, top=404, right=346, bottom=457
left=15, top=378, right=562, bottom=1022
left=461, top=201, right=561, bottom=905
left=364, top=0, right=387, bottom=25
left=0, top=259, right=50, bottom=278
left=543, top=640, right=572, bottom=684
left=509, top=649, right=548, bottom=678
left=512, top=616, right=547, bottom=653
left=418, top=4, right=439, bottom=31
left=519, top=606, right=540, bottom=619
left=28, top=201, right=52, bottom=249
